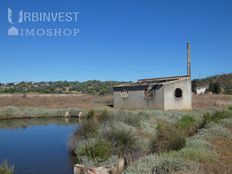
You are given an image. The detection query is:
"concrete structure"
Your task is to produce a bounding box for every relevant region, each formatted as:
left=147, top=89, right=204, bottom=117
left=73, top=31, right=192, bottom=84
left=113, top=43, right=192, bottom=110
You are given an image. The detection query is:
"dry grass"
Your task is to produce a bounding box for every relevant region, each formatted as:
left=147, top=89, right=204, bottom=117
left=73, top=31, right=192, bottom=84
left=193, top=94, right=232, bottom=109
left=0, top=94, right=112, bottom=109
left=200, top=133, right=232, bottom=174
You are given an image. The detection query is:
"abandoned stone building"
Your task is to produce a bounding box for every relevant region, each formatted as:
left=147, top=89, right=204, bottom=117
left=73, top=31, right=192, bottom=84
left=113, top=43, right=192, bottom=110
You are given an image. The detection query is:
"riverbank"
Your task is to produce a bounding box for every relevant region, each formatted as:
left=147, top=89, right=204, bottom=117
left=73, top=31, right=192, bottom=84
left=0, top=106, right=85, bottom=120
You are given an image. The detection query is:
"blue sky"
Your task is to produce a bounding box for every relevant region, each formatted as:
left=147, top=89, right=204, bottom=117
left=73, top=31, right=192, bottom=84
left=0, top=0, right=231, bottom=83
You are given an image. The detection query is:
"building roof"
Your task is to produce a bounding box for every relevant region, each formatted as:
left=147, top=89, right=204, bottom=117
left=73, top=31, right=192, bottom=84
left=113, top=75, right=190, bottom=91
left=114, top=75, right=190, bottom=88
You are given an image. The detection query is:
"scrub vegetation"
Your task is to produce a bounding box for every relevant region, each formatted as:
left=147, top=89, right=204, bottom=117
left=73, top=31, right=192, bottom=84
left=69, top=108, right=232, bottom=174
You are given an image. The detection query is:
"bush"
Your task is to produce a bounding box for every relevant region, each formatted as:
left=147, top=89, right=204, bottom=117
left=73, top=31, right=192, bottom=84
left=0, top=160, right=14, bottom=174
left=172, top=147, right=216, bottom=163
left=229, top=106, right=232, bottom=110
left=81, top=120, right=99, bottom=137
left=114, top=112, right=142, bottom=128
left=175, top=115, right=197, bottom=136
left=76, top=138, right=112, bottom=164
left=102, top=121, right=140, bottom=157
left=150, top=122, right=186, bottom=153
left=98, top=110, right=111, bottom=122
left=203, top=111, right=232, bottom=125
left=125, top=154, right=195, bottom=174
left=203, top=112, right=212, bottom=125
left=86, top=109, right=95, bottom=119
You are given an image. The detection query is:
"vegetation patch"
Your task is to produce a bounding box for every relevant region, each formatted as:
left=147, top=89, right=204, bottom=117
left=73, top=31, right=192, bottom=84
left=0, top=106, right=83, bottom=119
left=101, top=121, right=140, bottom=158
left=203, top=110, right=232, bottom=124
left=75, top=138, right=112, bottom=164
left=0, top=160, right=14, bottom=174
left=150, top=122, right=186, bottom=153
left=228, top=105, right=232, bottom=110
left=175, top=115, right=197, bottom=136
left=168, top=147, right=216, bottom=163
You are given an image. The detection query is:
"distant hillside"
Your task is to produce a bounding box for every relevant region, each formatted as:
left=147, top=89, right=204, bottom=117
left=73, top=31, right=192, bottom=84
left=192, top=73, right=232, bottom=94
left=1, top=73, right=232, bottom=95
left=0, top=80, right=129, bottom=95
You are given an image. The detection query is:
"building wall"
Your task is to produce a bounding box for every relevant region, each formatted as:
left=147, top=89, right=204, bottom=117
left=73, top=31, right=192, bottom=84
left=113, top=78, right=192, bottom=110
left=113, top=86, right=164, bottom=109
left=163, top=78, right=192, bottom=110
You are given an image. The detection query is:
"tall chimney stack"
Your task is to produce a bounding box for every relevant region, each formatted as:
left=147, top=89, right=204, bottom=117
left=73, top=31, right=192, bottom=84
left=187, top=42, right=191, bottom=77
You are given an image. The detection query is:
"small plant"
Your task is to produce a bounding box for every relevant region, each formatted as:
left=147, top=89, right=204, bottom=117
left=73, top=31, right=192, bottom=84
left=150, top=122, right=186, bottom=153
left=173, top=147, right=216, bottom=162
left=203, top=112, right=212, bottom=125
left=212, top=111, right=231, bottom=123
left=99, top=110, right=111, bottom=122
left=0, top=160, right=14, bottom=174
left=175, top=115, right=197, bottom=136
left=115, top=112, right=142, bottom=128
left=102, top=121, right=140, bottom=157
left=76, top=138, right=112, bottom=164
left=86, top=109, right=95, bottom=119
left=229, top=105, right=232, bottom=110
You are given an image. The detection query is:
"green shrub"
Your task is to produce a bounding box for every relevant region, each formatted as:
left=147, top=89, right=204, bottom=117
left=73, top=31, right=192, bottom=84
left=98, top=110, right=111, bottom=122
left=102, top=121, right=139, bottom=156
left=81, top=120, right=99, bottom=137
left=203, top=111, right=232, bottom=125
left=220, top=118, right=232, bottom=128
left=86, top=109, right=95, bottom=119
left=150, top=122, right=186, bottom=153
left=171, top=147, right=216, bottom=162
left=125, top=154, right=196, bottom=174
left=175, top=115, right=197, bottom=136
left=114, top=112, right=142, bottom=128
left=0, top=160, right=14, bottom=174
left=229, top=106, right=232, bottom=110
left=213, top=111, right=231, bottom=122
left=76, top=138, right=112, bottom=164
left=203, top=112, right=212, bottom=125
left=68, top=121, right=99, bottom=152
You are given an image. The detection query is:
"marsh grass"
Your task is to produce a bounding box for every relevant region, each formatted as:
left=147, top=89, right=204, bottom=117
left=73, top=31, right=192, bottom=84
left=125, top=153, right=197, bottom=174
left=75, top=137, right=112, bottom=164
left=69, top=109, right=232, bottom=172
left=0, top=106, right=83, bottom=119
left=112, top=111, right=143, bottom=128
left=150, top=122, right=186, bottom=153
left=101, top=121, right=140, bottom=157
left=86, top=109, right=95, bottom=119
left=0, top=117, right=80, bottom=129
left=220, top=118, right=232, bottom=128
left=175, top=115, right=197, bottom=136
left=0, top=160, right=14, bottom=174
left=203, top=110, right=232, bottom=124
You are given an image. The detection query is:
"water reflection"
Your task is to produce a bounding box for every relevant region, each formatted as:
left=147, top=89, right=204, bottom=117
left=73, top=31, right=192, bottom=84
left=0, top=118, right=80, bottom=174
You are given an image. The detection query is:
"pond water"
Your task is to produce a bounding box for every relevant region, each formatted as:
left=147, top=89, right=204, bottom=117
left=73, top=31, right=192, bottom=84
left=0, top=118, right=80, bottom=174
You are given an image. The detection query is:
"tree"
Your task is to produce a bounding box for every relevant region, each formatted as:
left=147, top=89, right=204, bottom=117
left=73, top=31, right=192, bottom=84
left=191, top=80, right=197, bottom=93
left=214, top=82, right=221, bottom=94
left=208, top=81, right=214, bottom=93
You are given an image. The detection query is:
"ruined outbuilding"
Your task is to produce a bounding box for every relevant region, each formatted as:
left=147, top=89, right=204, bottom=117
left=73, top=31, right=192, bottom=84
left=113, top=43, right=192, bottom=110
